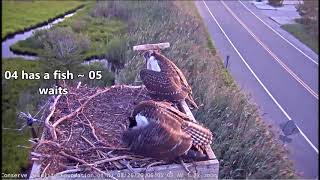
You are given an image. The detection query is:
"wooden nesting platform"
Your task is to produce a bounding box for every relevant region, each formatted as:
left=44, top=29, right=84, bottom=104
left=29, top=85, right=219, bottom=179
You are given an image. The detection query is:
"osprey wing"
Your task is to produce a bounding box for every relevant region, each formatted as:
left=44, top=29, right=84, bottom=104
left=154, top=52, right=190, bottom=90
left=131, top=100, right=184, bottom=126
left=154, top=52, right=198, bottom=109
left=140, top=69, right=188, bottom=101
left=122, top=121, right=192, bottom=160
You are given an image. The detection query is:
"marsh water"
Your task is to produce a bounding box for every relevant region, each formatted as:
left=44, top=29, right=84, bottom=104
left=2, top=8, right=117, bottom=76
left=2, top=13, right=76, bottom=60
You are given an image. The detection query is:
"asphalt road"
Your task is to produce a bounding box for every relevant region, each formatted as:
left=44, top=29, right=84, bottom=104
left=196, top=1, right=318, bottom=178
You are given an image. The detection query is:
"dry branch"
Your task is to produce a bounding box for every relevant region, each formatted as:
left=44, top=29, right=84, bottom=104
left=44, top=95, right=61, bottom=140
left=52, top=88, right=110, bottom=128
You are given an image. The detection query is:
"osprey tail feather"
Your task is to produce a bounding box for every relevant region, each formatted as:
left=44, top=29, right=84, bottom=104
left=183, top=121, right=212, bottom=146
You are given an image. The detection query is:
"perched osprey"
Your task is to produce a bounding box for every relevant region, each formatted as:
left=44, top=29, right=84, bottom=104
left=140, top=50, right=198, bottom=109
left=122, top=100, right=212, bottom=161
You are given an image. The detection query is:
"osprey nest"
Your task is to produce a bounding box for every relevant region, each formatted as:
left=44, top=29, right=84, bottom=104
left=31, top=84, right=207, bottom=176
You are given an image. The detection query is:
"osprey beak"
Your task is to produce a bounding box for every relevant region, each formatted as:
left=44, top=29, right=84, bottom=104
left=128, top=116, right=137, bottom=128
left=143, top=51, right=150, bottom=61
left=143, top=51, right=149, bottom=67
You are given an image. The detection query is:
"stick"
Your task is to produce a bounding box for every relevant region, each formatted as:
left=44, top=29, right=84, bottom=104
left=82, top=113, right=101, bottom=143
left=44, top=95, right=61, bottom=139
left=52, top=88, right=110, bottom=128
left=56, top=168, right=82, bottom=175
left=91, top=155, right=136, bottom=166
left=41, top=162, right=51, bottom=177
left=59, top=151, right=111, bottom=178
left=78, top=147, right=129, bottom=154
left=81, top=135, right=95, bottom=147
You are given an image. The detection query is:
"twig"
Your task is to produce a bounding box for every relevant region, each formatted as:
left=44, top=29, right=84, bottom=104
left=91, top=155, right=136, bottom=166
left=59, top=151, right=111, bottom=178
left=44, top=95, right=61, bottom=140
left=56, top=168, right=82, bottom=175
left=81, top=135, right=95, bottom=147
left=52, top=88, right=110, bottom=128
left=82, top=113, right=101, bottom=143
left=179, top=158, right=190, bottom=173
left=121, top=160, right=135, bottom=173
left=17, top=145, right=32, bottom=149
left=134, top=86, right=145, bottom=102
left=100, top=151, right=123, bottom=170
left=144, top=161, right=165, bottom=173
left=63, top=123, right=74, bottom=145
left=34, top=140, right=61, bottom=151
left=78, top=146, right=129, bottom=154
left=41, top=162, right=51, bottom=177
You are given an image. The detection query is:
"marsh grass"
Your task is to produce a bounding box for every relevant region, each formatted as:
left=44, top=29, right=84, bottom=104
left=10, top=2, right=127, bottom=63
left=2, top=0, right=87, bottom=39
left=114, top=1, right=296, bottom=179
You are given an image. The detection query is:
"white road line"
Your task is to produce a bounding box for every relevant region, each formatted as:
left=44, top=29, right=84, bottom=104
left=221, top=0, right=318, bottom=99
left=202, top=0, right=319, bottom=154
left=238, top=0, right=318, bottom=65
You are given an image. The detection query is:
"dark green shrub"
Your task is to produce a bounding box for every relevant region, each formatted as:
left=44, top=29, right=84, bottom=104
left=76, top=62, right=115, bottom=87
left=71, top=19, right=87, bottom=33
left=296, top=0, right=318, bottom=37
left=268, top=0, right=284, bottom=7
left=105, top=37, right=126, bottom=67
left=90, top=1, right=130, bottom=20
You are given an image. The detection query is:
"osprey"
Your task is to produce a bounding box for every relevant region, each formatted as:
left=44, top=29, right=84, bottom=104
left=140, top=50, right=198, bottom=109
left=122, top=100, right=212, bottom=161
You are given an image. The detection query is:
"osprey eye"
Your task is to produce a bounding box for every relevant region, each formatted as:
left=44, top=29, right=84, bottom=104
left=128, top=116, right=137, bottom=128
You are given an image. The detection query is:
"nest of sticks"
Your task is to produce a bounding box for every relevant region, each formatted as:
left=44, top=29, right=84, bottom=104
left=31, top=84, right=202, bottom=177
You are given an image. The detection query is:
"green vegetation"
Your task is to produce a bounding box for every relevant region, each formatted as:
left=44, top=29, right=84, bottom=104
left=268, top=0, right=284, bottom=7
left=10, top=2, right=127, bottom=66
left=111, top=1, right=296, bottom=178
left=282, top=23, right=318, bottom=54
left=2, top=0, right=87, bottom=39
left=2, top=59, right=41, bottom=174
left=282, top=0, right=319, bottom=54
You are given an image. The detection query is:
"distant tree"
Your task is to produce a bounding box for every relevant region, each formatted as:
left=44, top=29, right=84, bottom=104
left=268, top=0, right=284, bottom=7
left=296, top=0, right=319, bottom=36
left=37, top=27, right=91, bottom=85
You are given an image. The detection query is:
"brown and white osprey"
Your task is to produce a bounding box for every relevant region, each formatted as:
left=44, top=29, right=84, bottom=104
left=122, top=100, right=212, bottom=161
left=140, top=50, right=198, bottom=109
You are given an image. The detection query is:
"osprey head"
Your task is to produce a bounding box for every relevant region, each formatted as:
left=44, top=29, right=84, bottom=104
left=143, top=50, right=161, bottom=72
left=143, top=50, right=156, bottom=61
left=128, top=116, right=137, bottom=128
left=128, top=113, right=149, bottom=129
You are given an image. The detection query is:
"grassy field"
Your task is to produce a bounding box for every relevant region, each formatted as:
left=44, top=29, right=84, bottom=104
left=282, top=23, right=318, bottom=54
left=2, top=59, right=42, bottom=174
left=2, top=0, right=87, bottom=39
left=10, top=2, right=127, bottom=66
left=113, top=1, right=296, bottom=178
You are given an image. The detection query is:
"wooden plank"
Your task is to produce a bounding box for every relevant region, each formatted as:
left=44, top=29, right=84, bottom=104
left=133, top=42, right=170, bottom=51
left=46, top=159, right=219, bottom=180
